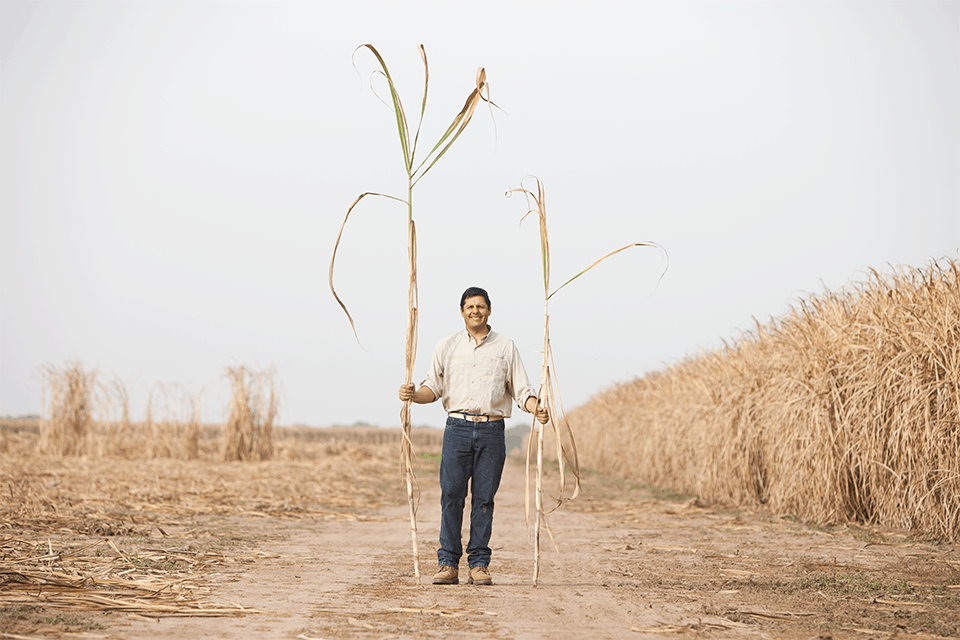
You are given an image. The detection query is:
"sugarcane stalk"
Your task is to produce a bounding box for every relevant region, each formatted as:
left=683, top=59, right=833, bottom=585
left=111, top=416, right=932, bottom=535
left=402, top=191, right=421, bottom=583
left=533, top=395, right=545, bottom=586
left=508, top=176, right=666, bottom=586
left=330, top=46, right=495, bottom=584
left=533, top=293, right=551, bottom=586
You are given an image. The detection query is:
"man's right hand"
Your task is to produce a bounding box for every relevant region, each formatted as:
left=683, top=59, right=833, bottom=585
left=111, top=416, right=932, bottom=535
left=398, top=382, right=416, bottom=402
left=399, top=382, right=437, bottom=404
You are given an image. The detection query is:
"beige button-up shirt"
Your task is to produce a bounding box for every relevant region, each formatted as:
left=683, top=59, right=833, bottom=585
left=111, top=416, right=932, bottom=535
left=422, top=328, right=537, bottom=419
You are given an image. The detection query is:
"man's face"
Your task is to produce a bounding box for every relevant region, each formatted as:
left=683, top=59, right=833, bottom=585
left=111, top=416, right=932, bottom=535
left=461, top=295, right=491, bottom=333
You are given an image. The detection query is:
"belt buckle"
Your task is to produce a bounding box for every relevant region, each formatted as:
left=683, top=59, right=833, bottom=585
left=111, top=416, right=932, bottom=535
left=453, top=412, right=487, bottom=422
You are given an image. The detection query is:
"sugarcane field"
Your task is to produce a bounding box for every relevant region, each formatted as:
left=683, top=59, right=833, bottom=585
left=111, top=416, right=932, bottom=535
left=4, top=4, right=959, bottom=640
left=2, top=258, right=959, bottom=640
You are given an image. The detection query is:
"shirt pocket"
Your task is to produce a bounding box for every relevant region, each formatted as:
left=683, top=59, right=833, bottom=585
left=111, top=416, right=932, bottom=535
left=485, top=354, right=509, bottom=389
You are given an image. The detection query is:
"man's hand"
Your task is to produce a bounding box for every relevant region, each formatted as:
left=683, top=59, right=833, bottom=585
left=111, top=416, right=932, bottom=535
left=535, top=405, right=549, bottom=425
left=525, top=396, right=550, bottom=425
left=399, top=382, right=437, bottom=404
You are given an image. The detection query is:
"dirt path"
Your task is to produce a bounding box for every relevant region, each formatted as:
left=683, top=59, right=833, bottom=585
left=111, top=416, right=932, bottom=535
left=112, top=456, right=960, bottom=640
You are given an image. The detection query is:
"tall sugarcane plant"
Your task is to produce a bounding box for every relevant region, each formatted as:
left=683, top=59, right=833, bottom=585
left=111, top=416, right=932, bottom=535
left=508, top=177, right=667, bottom=585
left=329, top=45, right=493, bottom=584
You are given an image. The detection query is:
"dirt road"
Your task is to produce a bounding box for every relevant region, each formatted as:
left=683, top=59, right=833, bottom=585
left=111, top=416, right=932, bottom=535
left=112, top=456, right=959, bottom=640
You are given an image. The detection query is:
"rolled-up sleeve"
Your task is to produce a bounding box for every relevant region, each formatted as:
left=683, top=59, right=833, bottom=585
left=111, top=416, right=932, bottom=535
left=509, top=341, right=538, bottom=412
left=422, top=341, right=444, bottom=400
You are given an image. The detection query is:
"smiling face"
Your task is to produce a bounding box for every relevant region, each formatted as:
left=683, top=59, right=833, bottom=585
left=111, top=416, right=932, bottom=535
left=461, top=295, right=491, bottom=335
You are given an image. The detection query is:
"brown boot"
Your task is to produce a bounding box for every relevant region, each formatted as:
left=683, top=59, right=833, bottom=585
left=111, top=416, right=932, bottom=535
left=468, top=565, right=492, bottom=585
left=433, top=565, right=459, bottom=585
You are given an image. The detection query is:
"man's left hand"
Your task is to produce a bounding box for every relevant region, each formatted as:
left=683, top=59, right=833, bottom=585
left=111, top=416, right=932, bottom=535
left=525, top=396, right=550, bottom=424
left=535, top=405, right=549, bottom=425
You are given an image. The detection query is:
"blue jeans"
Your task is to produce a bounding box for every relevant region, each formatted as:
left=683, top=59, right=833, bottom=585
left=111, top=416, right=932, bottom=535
left=437, top=416, right=506, bottom=569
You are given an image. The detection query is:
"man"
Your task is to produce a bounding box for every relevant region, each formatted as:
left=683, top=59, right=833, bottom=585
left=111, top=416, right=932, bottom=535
left=399, top=286, right=549, bottom=586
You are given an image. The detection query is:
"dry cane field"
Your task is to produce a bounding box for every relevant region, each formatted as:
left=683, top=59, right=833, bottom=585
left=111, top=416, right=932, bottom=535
left=3, top=260, right=960, bottom=640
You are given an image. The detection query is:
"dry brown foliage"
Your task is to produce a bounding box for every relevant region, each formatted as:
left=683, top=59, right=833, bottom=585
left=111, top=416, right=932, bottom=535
left=140, top=384, right=202, bottom=460
left=564, top=258, right=960, bottom=540
left=0, top=424, right=443, bottom=622
left=222, top=365, right=278, bottom=462
left=36, top=363, right=208, bottom=460
left=38, top=361, right=96, bottom=456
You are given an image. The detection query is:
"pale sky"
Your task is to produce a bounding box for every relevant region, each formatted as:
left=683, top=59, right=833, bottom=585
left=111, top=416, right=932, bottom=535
left=2, top=1, right=958, bottom=429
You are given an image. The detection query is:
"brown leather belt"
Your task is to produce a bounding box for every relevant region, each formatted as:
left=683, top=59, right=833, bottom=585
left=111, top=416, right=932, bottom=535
left=448, top=412, right=500, bottom=423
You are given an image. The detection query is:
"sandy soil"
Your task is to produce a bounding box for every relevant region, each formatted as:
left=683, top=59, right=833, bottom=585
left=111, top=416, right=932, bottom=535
left=107, top=456, right=959, bottom=640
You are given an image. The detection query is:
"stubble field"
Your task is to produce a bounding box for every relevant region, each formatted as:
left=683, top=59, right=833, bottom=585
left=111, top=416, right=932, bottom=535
left=2, top=420, right=958, bottom=640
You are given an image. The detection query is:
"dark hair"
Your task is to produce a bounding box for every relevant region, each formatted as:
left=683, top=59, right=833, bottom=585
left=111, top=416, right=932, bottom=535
left=460, top=286, right=491, bottom=309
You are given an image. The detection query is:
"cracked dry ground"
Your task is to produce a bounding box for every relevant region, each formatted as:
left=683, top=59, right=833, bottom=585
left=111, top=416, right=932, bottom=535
left=29, top=456, right=960, bottom=640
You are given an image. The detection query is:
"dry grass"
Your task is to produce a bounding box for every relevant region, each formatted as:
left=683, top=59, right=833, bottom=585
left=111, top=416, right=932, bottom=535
left=222, top=366, right=277, bottom=462
left=563, top=258, right=960, bottom=540
left=0, top=423, right=443, bottom=627
left=140, top=384, right=202, bottom=460
left=35, top=363, right=282, bottom=462
left=1, top=424, right=442, bottom=532
left=37, top=361, right=96, bottom=456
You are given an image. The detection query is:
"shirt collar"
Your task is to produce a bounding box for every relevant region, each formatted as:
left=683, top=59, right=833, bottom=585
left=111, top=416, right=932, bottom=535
left=462, top=326, right=495, bottom=345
